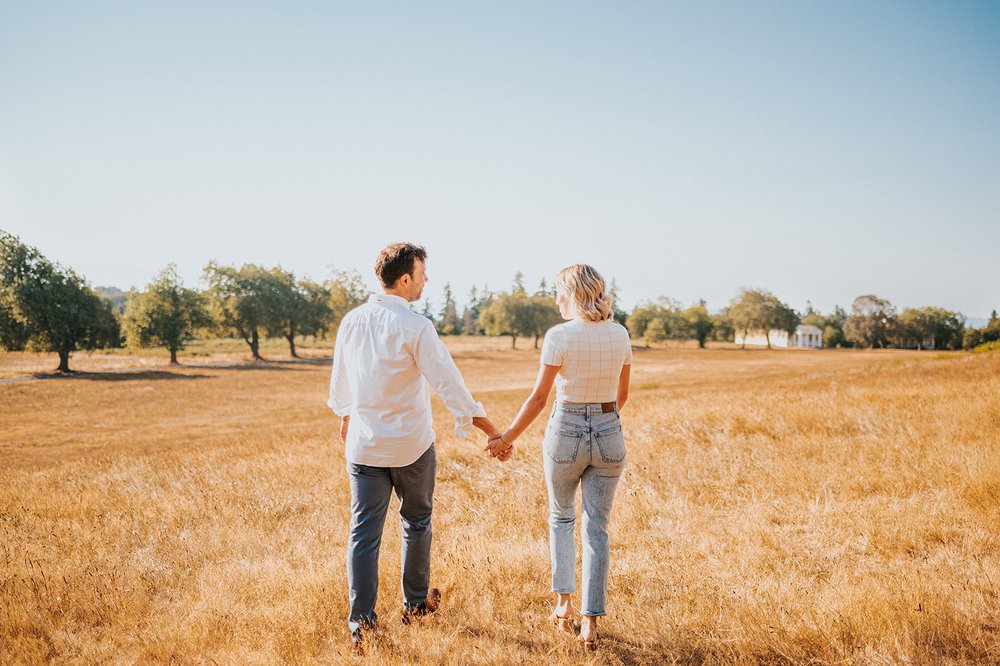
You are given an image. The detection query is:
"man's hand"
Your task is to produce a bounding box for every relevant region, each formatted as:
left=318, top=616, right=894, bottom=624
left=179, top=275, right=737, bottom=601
left=484, top=435, right=514, bottom=461
left=495, top=443, right=514, bottom=462
left=340, top=416, right=350, bottom=443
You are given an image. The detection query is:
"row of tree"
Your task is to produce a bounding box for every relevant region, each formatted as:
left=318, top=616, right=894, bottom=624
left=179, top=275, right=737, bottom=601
left=419, top=272, right=628, bottom=348
left=3, top=230, right=997, bottom=372
left=618, top=289, right=979, bottom=351
left=0, top=231, right=370, bottom=370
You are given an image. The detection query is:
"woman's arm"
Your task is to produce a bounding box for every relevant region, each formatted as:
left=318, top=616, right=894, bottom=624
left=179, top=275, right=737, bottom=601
left=616, top=364, right=631, bottom=412
left=500, top=364, right=561, bottom=445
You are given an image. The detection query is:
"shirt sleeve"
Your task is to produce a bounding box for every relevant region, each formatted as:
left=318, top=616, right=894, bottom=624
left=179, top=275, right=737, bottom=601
left=540, top=327, right=564, bottom=366
left=327, top=324, right=352, bottom=417
left=622, top=326, right=633, bottom=365
left=412, top=322, right=486, bottom=438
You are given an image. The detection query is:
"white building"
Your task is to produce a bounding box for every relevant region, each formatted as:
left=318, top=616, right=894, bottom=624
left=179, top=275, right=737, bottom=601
left=735, top=324, right=823, bottom=349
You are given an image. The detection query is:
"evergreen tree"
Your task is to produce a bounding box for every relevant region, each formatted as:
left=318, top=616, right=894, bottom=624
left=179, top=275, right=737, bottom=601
left=419, top=298, right=436, bottom=324
left=608, top=278, right=628, bottom=325
left=437, top=283, right=460, bottom=335
left=512, top=272, right=527, bottom=295
left=461, top=285, right=481, bottom=335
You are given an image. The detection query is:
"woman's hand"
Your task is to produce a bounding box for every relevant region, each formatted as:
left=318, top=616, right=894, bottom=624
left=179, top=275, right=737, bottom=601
left=484, top=435, right=514, bottom=461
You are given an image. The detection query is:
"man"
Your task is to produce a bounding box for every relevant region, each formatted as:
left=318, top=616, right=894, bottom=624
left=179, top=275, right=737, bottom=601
left=328, top=242, right=511, bottom=654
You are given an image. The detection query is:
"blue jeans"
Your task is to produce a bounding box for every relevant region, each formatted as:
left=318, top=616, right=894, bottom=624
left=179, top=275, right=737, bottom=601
left=346, top=444, right=436, bottom=632
left=543, top=402, right=626, bottom=617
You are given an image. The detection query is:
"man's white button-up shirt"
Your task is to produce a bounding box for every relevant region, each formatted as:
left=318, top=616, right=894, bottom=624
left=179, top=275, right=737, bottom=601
left=328, top=293, right=486, bottom=467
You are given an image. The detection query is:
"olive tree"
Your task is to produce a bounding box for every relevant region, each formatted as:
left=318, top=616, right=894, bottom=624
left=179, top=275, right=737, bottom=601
left=0, top=231, right=118, bottom=372
left=122, top=264, right=211, bottom=364
left=203, top=261, right=281, bottom=361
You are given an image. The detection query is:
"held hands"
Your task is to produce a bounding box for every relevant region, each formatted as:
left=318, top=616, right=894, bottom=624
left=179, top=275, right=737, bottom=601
left=484, top=434, right=514, bottom=462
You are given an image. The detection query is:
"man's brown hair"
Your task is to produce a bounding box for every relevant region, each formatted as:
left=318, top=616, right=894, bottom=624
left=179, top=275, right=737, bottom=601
left=375, top=243, right=428, bottom=289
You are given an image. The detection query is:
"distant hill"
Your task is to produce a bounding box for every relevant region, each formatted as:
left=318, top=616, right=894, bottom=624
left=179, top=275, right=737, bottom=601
left=95, top=286, right=127, bottom=315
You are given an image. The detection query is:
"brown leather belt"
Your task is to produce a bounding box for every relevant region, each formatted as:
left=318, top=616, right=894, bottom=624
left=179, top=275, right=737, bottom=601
left=600, top=402, right=616, bottom=413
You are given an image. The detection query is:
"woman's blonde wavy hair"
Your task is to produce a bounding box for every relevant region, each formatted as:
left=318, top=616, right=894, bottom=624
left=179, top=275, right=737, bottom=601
left=556, top=264, right=614, bottom=322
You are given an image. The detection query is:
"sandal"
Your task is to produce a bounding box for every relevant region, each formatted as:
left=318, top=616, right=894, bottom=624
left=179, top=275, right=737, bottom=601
left=547, top=609, right=576, bottom=634
left=577, top=618, right=598, bottom=650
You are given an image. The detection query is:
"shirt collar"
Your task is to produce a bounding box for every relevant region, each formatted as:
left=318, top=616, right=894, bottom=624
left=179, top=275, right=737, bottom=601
left=369, top=293, right=412, bottom=308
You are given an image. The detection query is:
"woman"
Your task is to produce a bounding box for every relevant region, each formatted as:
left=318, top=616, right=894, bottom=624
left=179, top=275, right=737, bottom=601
left=492, top=263, right=631, bottom=649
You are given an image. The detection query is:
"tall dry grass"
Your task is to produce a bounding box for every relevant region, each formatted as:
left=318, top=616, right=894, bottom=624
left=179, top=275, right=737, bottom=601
left=1, top=343, right=998, bottom=664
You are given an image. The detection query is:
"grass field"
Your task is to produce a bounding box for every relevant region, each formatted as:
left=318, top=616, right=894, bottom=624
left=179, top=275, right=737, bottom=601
left=2, top=339, right=998, bottom=664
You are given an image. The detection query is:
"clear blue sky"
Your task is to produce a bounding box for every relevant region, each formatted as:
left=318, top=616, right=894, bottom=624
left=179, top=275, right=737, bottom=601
left=2, top=1, right=998, bottom=317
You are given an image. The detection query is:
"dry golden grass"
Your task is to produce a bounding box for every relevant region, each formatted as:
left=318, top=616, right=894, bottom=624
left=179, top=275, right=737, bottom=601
left=2, top=341, right=998, bottom=664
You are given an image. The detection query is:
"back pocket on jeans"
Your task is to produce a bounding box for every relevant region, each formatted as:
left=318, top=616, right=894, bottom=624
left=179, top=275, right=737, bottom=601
left=594, top=424, right=626, bottom=464
left=544, top=428, right=583, bottom=464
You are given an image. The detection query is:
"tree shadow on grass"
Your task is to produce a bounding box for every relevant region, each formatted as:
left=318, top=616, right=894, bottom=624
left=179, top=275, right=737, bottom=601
left=33, top=370, right=211, bottom=382
left=184, top=357, right=331, bottom=370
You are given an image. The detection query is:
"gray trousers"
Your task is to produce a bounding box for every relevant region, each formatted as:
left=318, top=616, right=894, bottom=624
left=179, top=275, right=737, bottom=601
left=346, top=444, right=436, bottom=632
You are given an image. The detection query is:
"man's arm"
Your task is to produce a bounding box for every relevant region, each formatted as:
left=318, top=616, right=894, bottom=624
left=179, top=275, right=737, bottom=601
left=328, top=326, right=352, bottom=418
left=473, top=416, right=502, bottom=439
left=413, top=323, right=492, bottom=439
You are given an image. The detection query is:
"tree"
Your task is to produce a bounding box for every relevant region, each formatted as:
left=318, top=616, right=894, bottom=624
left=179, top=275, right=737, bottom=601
left=627, top=298, right=686, bottom=347
left=963, top=310, right=1000, bottom=350
left=203, top=262, right=278, bottom=361
left=0, top=231, right=118, bottom=372
left=461, top=286, right=484, bottom=335
left=267, top=267, right=332, bottom=358
left=608, top=278, right=628, bottom=326
left=527, top=294, right=562, bottom=348
left=535, top=278, right=554, bottom=297
left=297, top=278, right=333, bottom=341
left=984, top=311, right=1000, bottom=344
left=684, top=302, right=714, bottom=348
left=844, top=295, right=897, bottom=349
left=437, top=283, right=460, bottom=335
left=626, top=304, right=657, bottom=347
left=963, top=327, right=984, bottom=350
left=511, top=272, right=527, bottom=295
left=895, top=307, right=964, bottom=350
left=726, top=289, right=798, bottom=349
left=122, top=265, right=212, bottom=364
left=419, top=298, right=435, bottom=324
left=728, top=289, right=769, bottom=349
left=479, top=291, right=538, bottom=349
left=711, top=308, right=734, bottom=342
left=761, top=292, right=800, bottom=348
left=802, top=306, right=849, bottom=348
left=325, top=269, right=369, bottom=335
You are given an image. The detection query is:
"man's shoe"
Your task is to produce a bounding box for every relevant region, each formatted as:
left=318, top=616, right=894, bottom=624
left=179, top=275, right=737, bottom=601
left=350, top=619, right=376, bottom=656
left=401, top=587, right=441, bottom=625
left=350, top=628, right=364, bottom=656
